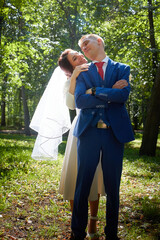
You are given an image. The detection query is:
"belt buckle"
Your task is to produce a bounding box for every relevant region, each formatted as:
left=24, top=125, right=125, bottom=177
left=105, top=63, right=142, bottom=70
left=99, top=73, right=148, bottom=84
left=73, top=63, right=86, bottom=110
left=97, top=122, right=109, bottom=129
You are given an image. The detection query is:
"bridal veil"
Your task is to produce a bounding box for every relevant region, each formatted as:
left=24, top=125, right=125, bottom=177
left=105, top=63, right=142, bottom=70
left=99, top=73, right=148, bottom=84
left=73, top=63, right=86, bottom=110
left=30, top=67, right=71, bottom=160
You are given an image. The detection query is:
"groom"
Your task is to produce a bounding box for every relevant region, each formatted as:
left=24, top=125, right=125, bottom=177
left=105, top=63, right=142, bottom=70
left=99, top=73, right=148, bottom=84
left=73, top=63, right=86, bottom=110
left=71, top=34, right=134, bottom=240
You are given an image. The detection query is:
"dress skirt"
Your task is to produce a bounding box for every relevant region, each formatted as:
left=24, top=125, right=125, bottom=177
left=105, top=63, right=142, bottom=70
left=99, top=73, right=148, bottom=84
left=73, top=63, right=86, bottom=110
left=59, top=115, right=105, bottom=201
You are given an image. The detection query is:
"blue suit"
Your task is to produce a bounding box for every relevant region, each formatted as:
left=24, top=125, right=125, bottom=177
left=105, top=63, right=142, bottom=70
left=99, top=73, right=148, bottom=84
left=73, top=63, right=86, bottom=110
left=72, top=58, right=134, bottom=239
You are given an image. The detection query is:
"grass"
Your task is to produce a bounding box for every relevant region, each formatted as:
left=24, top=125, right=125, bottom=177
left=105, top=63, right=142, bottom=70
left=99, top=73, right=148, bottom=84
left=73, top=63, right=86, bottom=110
left=0, top=132, right=160, bottom=239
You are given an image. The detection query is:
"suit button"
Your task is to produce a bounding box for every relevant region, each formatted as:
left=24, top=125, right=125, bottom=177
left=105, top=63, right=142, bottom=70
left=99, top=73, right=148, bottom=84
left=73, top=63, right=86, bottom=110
left=92, top=111, right=95, bottom=114
left=99, top=113, right=102, bottom=116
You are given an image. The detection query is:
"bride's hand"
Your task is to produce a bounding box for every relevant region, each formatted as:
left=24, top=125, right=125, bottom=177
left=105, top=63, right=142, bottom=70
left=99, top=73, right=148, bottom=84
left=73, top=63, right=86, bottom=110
left=69, top=64, right=89, bottom=95
left=72, top=64, right=89, bottom=78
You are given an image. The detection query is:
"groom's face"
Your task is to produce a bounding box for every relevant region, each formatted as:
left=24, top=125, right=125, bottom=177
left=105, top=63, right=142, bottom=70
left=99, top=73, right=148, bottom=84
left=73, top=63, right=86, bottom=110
left=80, top=37, right=100, bottom=60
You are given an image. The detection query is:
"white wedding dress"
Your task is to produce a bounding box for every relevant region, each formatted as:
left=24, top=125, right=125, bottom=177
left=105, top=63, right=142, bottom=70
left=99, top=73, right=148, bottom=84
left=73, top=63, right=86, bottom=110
left=59, top=80, right=105, bottom=201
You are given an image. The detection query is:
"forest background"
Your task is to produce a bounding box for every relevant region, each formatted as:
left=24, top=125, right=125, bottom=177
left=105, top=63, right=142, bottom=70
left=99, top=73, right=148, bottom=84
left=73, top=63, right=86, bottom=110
left=0, top=0, right=160, bottom=156
left=0, top=1, right=160, bottom=239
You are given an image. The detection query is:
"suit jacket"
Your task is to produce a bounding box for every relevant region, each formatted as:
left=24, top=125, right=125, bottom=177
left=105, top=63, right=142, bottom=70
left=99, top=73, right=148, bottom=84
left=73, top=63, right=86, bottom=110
left=73, top=58, right=135, bottom=143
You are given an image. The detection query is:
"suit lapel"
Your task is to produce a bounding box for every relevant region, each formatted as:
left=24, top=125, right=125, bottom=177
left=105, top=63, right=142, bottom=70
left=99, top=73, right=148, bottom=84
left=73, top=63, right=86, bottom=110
left=104, top=58, right=115, bottom=87
left=88, top=60, right=116, bottom=88
left=88, top=63, right=102, bottom=87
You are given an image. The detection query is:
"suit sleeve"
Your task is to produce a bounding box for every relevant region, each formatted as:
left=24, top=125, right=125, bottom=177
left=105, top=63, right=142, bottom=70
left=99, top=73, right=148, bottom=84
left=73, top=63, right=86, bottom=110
left=95, top=65, right=131, bottom=103
left=75, top=75, right=106, bottom=109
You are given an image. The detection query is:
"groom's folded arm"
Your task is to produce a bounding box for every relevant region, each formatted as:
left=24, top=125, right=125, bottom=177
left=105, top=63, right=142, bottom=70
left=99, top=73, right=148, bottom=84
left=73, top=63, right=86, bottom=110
left=75, top=78, right=106, bottom=109
left=75, top=65, right=131, bottom=108
left=95, top=84, right=130, bottom=103
left=95, top=65, right=131, bottom=103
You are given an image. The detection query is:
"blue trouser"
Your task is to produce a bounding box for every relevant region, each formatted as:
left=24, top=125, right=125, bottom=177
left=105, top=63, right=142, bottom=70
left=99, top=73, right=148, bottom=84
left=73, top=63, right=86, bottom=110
left=71, top=127, right=124, bottom=239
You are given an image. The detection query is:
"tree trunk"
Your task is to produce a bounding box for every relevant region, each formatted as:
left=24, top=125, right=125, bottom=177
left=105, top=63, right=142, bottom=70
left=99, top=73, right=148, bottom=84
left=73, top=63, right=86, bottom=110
left=139, top=65, right=160, bottom=156
left=1, top=76, right=7, bottom=126
left=21, top=85, right=31, bottom=136
left=18, top=88, right=23, bottom=129
left=148, top=0, right=158, bottom=79
left=0, top=2, right=4, bottom=46
left=1, top=100, right=6, bottom=126
left=139, top=0, right=159, bottom=156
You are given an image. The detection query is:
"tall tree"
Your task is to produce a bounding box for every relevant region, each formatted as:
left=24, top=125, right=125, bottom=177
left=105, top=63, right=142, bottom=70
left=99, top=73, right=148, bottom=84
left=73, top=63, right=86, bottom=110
left=21, top=85, right=30, bottom=135
left=0, top=1, right=5, bottom=126
left=1, top=77, right=7, bottom=126
left=139, top=65, right=160, bottom=156
left=139, top=0, right=159, bottom=156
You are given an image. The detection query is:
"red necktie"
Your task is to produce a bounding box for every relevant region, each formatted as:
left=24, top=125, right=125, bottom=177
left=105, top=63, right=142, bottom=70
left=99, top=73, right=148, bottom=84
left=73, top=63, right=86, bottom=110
left=95, top=62, right=104, bottom=80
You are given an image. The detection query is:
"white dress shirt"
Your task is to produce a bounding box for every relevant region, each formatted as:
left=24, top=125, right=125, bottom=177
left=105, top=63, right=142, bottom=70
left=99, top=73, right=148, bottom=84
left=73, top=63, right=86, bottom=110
left=93, top=56, right=109, bottom=77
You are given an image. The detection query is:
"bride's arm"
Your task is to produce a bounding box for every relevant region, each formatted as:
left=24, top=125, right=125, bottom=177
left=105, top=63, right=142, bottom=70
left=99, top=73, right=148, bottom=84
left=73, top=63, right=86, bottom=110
left=66, top=64, right=88, bottom=110
left=69, top=63, right=88, bottom=94
left=66, top=92, right=75, bottom=110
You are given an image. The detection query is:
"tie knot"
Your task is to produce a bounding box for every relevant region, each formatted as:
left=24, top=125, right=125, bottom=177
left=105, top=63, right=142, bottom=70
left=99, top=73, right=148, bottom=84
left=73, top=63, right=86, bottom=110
left=95, top=62, right=104, bottom=68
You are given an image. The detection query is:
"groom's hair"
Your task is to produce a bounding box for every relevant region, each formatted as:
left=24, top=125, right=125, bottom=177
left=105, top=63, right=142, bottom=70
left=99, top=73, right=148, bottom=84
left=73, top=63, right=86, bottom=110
left=78, top=34, right=105, bottom=49
left=58, top=49, right=74, bottom=77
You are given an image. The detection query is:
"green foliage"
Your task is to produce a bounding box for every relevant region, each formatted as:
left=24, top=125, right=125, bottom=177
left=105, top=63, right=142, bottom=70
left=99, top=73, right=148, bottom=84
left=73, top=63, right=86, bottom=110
left=0, top=0, right=160, bottom=130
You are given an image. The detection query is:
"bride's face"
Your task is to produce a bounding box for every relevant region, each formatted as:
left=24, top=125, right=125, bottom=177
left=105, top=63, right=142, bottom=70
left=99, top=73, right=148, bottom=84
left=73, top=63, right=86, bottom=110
left=67, top=50, right=88, bottom=68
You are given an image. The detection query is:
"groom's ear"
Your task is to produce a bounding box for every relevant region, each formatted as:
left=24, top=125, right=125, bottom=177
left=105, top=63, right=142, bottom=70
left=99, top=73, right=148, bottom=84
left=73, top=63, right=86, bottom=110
left=97, top=38, right=102, bottom=46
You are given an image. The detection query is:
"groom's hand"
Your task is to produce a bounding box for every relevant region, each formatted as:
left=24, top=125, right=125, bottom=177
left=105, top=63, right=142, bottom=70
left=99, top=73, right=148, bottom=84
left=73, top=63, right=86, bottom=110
left=85, top=88, right=92, bottom=94
left=112, top=80, right=128, bottom=89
